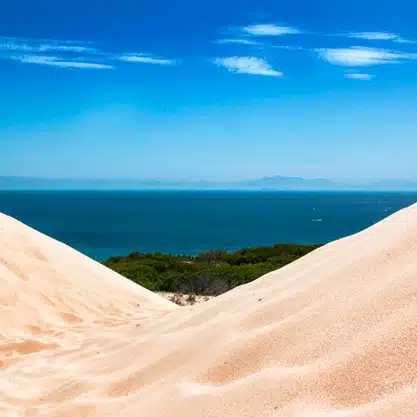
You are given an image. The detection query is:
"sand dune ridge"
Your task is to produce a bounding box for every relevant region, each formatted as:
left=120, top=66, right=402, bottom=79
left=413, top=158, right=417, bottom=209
left=1, top=204, right=417, bottom=416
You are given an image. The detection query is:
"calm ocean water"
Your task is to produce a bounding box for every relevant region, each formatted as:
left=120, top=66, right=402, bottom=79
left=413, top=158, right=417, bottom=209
left=1, top=190, right=416, bottom=261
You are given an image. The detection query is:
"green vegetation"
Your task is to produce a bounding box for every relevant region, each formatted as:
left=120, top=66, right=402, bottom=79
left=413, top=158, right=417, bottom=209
left=103, top=243, right=321, bottom=296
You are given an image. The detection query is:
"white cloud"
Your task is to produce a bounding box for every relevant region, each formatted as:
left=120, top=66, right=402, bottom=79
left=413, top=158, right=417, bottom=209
left=0, top=36, right=100, bottom=54
left=317, top=46, right=417, bottom=67
left=216, top=38, right=259, bottom=45
left=345, top=73, right=374, bottom=80
left=14, top=55, right=113, bottom=69
left=347, top=32, right=414, bottom=44
left=274, top=45, right=304, bottom=51
left=0, top=36, right=178, bottom=70
left=243, top=24, right=300, bottom=36
left=38, top=44, right=99, bottom=53
left=0, top=41, right=34, bottom=52
left=214, top=56, right=283, bottom=77
left=118, top=55, right=176, bottom=65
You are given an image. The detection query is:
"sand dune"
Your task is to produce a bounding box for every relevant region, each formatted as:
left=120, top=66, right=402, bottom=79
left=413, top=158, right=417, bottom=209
left=1, top=204, right=417, bottom=417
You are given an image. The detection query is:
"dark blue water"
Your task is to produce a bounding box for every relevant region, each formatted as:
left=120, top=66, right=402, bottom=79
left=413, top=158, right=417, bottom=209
left=1, top=191, right=416, bottom=261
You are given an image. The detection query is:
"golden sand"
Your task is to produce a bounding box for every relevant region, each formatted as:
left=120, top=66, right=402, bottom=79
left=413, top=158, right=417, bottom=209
left=1, top=204, right=417, bottom=416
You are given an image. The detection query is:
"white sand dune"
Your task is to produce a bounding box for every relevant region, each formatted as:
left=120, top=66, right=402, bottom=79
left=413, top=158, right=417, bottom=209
left=1, top=204, right=417, bottom=417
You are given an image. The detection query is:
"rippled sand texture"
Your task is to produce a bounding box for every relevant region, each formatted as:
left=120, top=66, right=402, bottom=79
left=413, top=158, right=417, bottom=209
left=1, top=204, right=417, bottom=417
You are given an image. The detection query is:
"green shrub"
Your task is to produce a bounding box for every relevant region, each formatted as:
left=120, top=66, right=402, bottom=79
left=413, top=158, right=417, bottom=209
left=103, top=243, right=320, bottom=296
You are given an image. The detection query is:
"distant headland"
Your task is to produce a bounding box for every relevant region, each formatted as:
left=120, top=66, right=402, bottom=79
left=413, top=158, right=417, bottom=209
left=1, top=175, right=417, bottom=191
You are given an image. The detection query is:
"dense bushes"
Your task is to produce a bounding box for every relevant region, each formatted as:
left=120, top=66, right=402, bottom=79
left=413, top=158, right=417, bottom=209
left=103, top=243, right=320, bottom=296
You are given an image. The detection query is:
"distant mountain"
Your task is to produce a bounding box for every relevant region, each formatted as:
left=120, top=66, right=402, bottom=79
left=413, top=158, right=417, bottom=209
left=242, top=176, right=347, bottom=190
left=1, top=175, right=416, bottom=191
left=0, top=176, right=228, bottom=190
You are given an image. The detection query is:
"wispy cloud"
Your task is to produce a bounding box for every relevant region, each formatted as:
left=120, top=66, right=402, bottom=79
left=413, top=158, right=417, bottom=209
left=0, top=36, right=178, bottom=70
left=117, top=54, right=176, bottom=65
left=214, top=24, right=300, bottom=57
left=346, top=32, right=415, bottom=44
left=345, top=73, right=374, bottom=80
left=216, top=38, right=260, bottom=46
left=38, top=44, right=99, bottom=53
left=274, top=45, right=304, bottom=51
left=0, top=41, right=33, bottom=52
left=13, top=55, right=113, bottom=69
left=317, top=46, right=417, bottom=66
left=0, top=36, right=100, bottom=54
left=243, top=24, right=300, bottom=36
left=214, top=56, right=283, bottom=77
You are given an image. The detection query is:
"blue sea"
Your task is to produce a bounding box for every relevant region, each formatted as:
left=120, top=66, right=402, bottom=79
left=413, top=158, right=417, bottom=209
left=1, top=190, right=416, bottom=261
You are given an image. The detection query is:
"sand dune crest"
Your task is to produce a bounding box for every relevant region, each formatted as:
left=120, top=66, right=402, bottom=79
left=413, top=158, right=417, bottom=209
left=1, top=204, right=417, bottom=416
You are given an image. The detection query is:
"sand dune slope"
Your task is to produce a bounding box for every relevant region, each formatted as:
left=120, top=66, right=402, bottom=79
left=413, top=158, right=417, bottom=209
left=1, top=204, right=417, bottom=417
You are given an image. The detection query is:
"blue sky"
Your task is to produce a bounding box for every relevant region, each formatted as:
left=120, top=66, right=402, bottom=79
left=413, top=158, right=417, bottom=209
left=1, top=0, right=417, bottom=181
